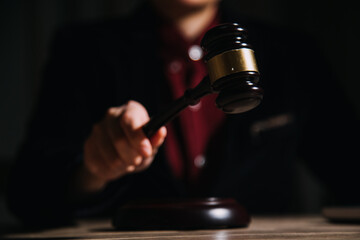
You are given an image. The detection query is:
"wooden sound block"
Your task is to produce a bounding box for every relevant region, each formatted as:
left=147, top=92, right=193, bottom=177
left=112, top=198, right=250, bottom=230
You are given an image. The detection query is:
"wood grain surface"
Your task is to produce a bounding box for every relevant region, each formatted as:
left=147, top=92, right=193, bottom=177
left=2, top=216, right=360, bottom=239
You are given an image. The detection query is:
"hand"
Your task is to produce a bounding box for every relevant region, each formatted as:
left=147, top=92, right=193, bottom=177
left=78, top=101, right=167, bottom=193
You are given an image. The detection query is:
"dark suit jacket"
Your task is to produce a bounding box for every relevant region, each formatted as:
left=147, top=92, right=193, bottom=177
left=7, top=2, right=360, bottom=225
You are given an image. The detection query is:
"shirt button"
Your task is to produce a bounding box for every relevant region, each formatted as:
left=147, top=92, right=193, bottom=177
left=194, top=154, right=206, bottom=168
left=168, top=60, right=182, bottom=74
left=189, top=101, right=202, bottom=112
left=188, top=45, right=203, bottom=61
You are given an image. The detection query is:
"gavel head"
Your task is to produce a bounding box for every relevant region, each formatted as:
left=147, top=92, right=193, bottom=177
left=201, top=23, right=263, bottom=114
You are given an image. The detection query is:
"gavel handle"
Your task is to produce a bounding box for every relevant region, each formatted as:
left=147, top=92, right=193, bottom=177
left=142, top=76, right=213, bottom=138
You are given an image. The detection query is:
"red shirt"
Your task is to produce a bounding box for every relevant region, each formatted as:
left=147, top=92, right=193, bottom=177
left=158, top=17, right=225, bottom=185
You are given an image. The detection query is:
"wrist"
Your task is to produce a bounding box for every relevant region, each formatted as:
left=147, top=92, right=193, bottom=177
left=77, top=163, right=108, bottom=193
left=68, top=163, right=108, bottom=203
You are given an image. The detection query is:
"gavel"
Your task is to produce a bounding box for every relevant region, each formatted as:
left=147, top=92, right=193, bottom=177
left=143, top=23, right=263, bottom=137
left=113, top=23, right=261, bottom=230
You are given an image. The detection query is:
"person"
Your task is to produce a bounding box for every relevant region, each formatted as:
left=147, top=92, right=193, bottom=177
left=7, top=0, right=360, bottom=226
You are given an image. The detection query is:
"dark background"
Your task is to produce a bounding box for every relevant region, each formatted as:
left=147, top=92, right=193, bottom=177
left=0, top=0, right=359, bottom=225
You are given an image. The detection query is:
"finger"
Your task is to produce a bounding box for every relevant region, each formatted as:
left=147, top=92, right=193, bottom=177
left=109, top=132, right=143, bottom=170
left=136, top=140, right=162, bottom=172
left=119, top=101, right=152, bottom=158
left=149, top=126, right=167, bottom=148
left=134, top=156, right=154, bottom=173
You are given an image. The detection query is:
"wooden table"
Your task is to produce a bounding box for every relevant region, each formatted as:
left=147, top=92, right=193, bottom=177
left=2, top=216, right=360, bottom=239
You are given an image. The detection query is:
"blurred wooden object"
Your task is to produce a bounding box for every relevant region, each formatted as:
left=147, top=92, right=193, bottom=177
left=113, top=198, right=250, bottom=230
